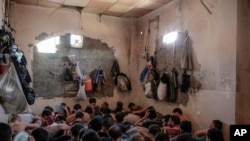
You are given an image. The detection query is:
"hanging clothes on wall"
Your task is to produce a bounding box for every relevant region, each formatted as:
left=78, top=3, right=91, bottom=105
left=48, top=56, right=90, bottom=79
left=0, top=24, right=36, bottom=105
left=142, top=68, right=159, bottom=100
left=181, top=31, right=193, bottom=71
left=111, top=59, right=120, bottom=77
left=157, top=72, right=168, bottom=101
left=180, top=70, right=190, bottom=93
left=11, top=47, right=35, bottom=105
left=139, top=67, right=148, bottom=83
left=180, top=32, right=193, bottom=94
left=93, top=66, right=106, bottom=92
left=166, top=68, right=178, bottom=102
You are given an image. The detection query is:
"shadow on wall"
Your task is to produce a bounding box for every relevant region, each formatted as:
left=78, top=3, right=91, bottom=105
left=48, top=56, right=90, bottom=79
left=32, top=33, right=115, bottom=98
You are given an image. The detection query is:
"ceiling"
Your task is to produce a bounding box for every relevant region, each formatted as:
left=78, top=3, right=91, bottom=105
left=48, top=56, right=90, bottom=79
left=10, top=0, right=173, bottom=18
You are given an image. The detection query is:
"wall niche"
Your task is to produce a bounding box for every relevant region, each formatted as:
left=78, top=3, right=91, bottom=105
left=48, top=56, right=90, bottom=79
left=33, top=33, right=115, bottom=98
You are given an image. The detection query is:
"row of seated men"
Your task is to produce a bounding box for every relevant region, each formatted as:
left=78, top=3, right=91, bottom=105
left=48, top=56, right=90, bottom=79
left=0, top=98, right=224, bottom=141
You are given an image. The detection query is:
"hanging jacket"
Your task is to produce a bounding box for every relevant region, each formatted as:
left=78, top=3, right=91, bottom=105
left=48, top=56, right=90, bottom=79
left=111, top=59, right=120, bottom=77
left=93, top=66, right=105, bottom=84
left=166, top=68, right=178, bottom=102
left=139, top=67, right=148, bottom=82
left=181, top=33, right=193, bottom=70
left=11, top=50, right=35, bottom=105
left=180, top=69, right=190, bottom=93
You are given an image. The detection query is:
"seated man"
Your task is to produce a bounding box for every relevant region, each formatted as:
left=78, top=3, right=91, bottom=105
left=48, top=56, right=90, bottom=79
left=128, top=103, right=146, bottom=117
left=101, top=107, right=115, bottom=120
left=55, top=103, right=70, bottom=117
left=206, top=128, right=224, bottom=141
left=81, top=129, right=101, bottom=141
left=108, top=125, right=123, bottom=141
left=172, top=108, right=189, bottom=122
left=31, top=127, right=50, bottom=141
left=53, top=114, right=67, bottom=124
left=130, top=133, right=145, bottom=141
left=41, top=109, right=55, bottom=127
left=0, top=122, right=12, bottom=141
left=114, top=101, right=127, bottom=114
left=70, top=123, right=84, bottom=141
left=163, top=115, right=181, bottom=138
left=193, top=119, right=223, bottom=141
left=88, top=97, right=101, bottom=115
left=89, top=117, right=109, bottom=139
left=43, top=123, right=70, bottom=138
left=155, top=133, right=170, bottom=141
left=172, top=120, right=193, bottom=141
left=66, top=104, right=90, bottom=124
left=115, top=112, right=126, bottom=133
left=101, top=101, right=113, bottom=114
left=194, top=119, right=223, bottom=136
left=139, top=124, right=161, bottom=141
left=161, top=114, right=172, bottom=129
left=8, top=114, right=40, bottom=133
left=134, top=107, right=159, bottom=128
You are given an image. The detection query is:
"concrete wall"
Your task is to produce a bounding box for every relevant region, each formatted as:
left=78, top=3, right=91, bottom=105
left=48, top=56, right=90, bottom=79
left=9, top=0, right=237, bottom=140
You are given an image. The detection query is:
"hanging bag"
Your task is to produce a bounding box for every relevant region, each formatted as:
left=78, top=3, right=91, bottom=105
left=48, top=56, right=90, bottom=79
left=157, top=81, right=167, bottom=101
left=0, top=62, right=30, bottom=113
left=144, top=82, right=153, bottom=98
left=75, top=83, right=87, bottom=100
left=64, top=66, right=73, bottom=81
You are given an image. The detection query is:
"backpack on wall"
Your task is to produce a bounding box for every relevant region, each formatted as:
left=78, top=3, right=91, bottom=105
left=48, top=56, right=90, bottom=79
left=114, top=73, right=132, bottom=91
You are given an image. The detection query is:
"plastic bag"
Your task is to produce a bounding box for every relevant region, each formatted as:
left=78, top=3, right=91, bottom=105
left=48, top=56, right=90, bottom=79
left=75, top=83, right=86, bottom=100
left=144, top=82, right=153, bottom=98
left=0, top=63, right=30, bottom=113
left=74, top=63, right=82, bottom=80
left=157, top=82, right=167, bottom=101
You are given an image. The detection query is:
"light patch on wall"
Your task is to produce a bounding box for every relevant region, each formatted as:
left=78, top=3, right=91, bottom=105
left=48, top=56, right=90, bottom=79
left=36, top=36, right=60, bottom=53
left=163, top=31, right=178, bottom=44
left=70, top=34, right=83, bottom=48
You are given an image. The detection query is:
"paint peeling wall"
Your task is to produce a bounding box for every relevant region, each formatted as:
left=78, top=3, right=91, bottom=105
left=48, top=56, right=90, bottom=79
left=9, top=3, right=132, bottom=116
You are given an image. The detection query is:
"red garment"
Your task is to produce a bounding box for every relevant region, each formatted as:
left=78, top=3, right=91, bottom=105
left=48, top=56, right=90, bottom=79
left=165, top=128, right=181, bottom=136
left=42, top=116, right=55, bottom=127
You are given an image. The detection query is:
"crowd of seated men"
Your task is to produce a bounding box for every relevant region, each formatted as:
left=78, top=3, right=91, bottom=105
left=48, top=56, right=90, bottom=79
left=0, top=97, right=224, bottom=141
